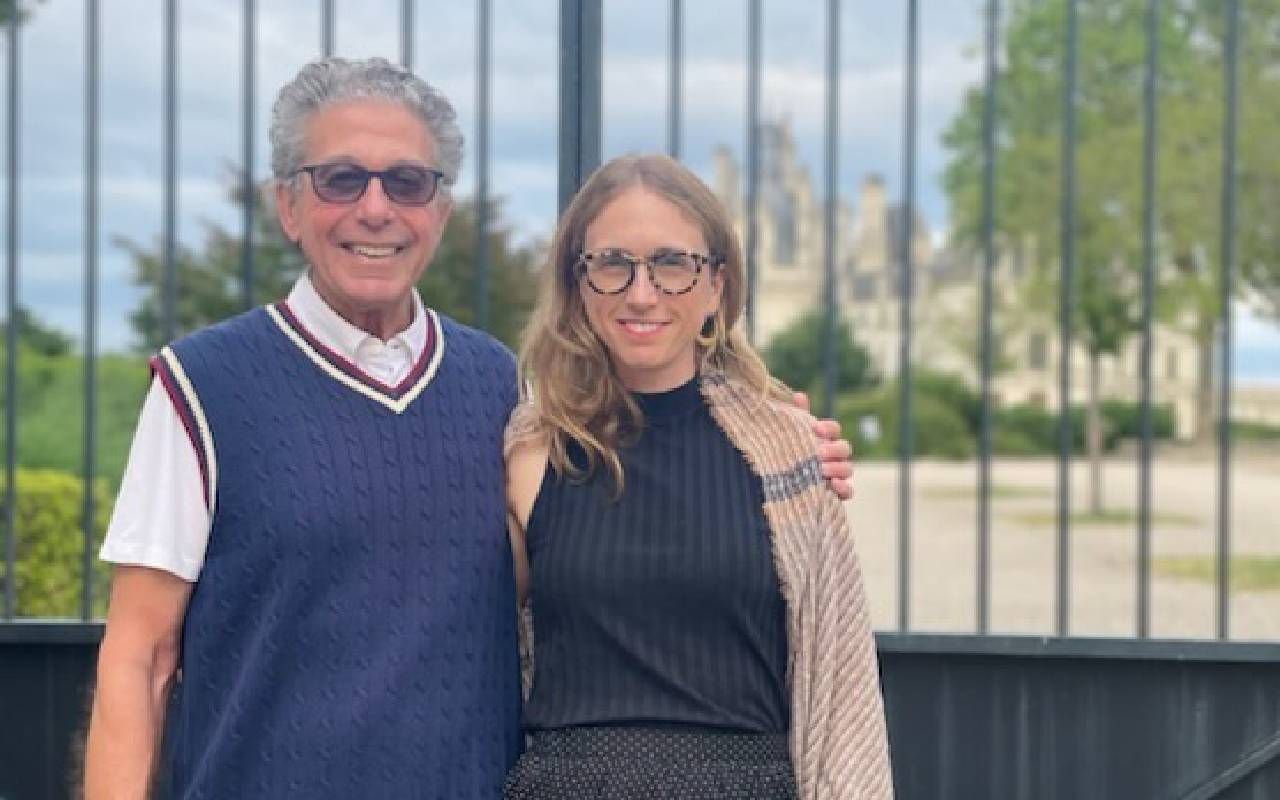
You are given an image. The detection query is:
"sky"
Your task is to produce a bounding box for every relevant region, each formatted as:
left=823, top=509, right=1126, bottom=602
left=3, top=0, right=1277, bottom=383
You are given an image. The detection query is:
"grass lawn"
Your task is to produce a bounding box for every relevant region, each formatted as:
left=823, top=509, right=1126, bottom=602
left=1008, top=509, right=1201, bottom=528
left=1154, top=556, right=1280, bottom=592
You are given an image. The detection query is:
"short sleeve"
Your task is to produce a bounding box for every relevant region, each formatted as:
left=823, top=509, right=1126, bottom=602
left=99, top=377, right=211, bottom=582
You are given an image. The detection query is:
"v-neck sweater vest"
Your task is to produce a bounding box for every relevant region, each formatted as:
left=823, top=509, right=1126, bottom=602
left=153, top=306, right=521, bottom=799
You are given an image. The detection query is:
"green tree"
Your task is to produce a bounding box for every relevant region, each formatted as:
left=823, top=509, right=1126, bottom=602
left=0, top=305, right=73, bottom=356
left=0, top=0, right=46, bottom=26
left=763, top=311, right=878, bottom=407
left=125, top=184, right=540, bottom=352
left=943, top=0, right=1280, bottom=508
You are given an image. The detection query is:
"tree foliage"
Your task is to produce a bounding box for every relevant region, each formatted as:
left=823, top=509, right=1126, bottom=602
left=762, top=310, right=878, bottom=401
left=125, top=184, right=541, bottom=352
left=945, top=0, right=1280, bottom=323
left=0, top=0, right=45, bottom=27
left=0, top=306, right=73, bottom=357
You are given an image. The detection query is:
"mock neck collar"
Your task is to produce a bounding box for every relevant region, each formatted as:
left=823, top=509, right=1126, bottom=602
left=632, top=375, right=703, bottom=422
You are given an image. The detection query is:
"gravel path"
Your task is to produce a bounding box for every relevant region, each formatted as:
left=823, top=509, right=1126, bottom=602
left=848, top=454, right=1280, bottom=641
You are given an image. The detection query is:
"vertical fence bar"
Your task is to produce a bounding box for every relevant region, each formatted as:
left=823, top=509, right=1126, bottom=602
left=977, top=0, right=999, bottom=635
left=667, top=0, right=682, bottom=160
left=162, top=0, right=177, bottom=344
left=1216, top=0, right=1240, bottom=642
left=1137, top=0, right=1159, bottom=639
left=744, top=0, right=760, bottom=344
left=322, top=0, right=335, bottom=57
left=4, top=0, right=20, bottom=620
left=475, top=0, right=491, bottom=329
left=557, top=0, right=602, bottom=212
left=82, top=0, right=101, bottom=621
left=821, top=0, right=839, bottom=419
left=897, top=0, right=918, bottom=633
left=1056, top=0, right=1078, bottom=638
left=401, top=0, right=413, bottom=70
left=242, top=0, right=255, bottom=310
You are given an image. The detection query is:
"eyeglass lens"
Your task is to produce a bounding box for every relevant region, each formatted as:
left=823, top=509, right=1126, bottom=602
left=308, top=163, right=441, bottom=205
left=584, top=248, right=704, bottom=294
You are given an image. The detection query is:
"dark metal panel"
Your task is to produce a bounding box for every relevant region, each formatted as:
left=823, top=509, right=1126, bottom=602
left=162, top=0, right=178, bottom=343
left=667, top=0, right=681, bottom=160
left=1181, top=731, right=1280, bottom=800
left=82, top=0, right=101, bottom=622
left=322, top=0, right=335, bottom=57
left=976, top=0, right=999, bottom=634
left=744, top=0, right=760, bottom=343
left=1056, top=0, right=1078, bottom=637
left=1216, top=0, right=1240, bottom=642
left=2, top=626, right=1278, bottom=797
left=475, top=0, right=491, bottom=330
left=874, top=633, right=1280, bottom=663
left=557, top=0, right=602, bottom=212
left=1137, top=0, right=1159, bottom=639
left=401, top=0, right=414, bottom=70
left=820, top=0, right=838, bottom=419
left=878, top=640, right=1280, bottom=798
left=0, top=638, right=98, bottom=800
left=897, top=0, right=918, bottom=633
left=4, top=0, right=20, bottom=621
left=242, top=0, right=255, bottom=310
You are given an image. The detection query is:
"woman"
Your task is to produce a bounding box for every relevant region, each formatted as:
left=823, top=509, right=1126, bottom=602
left=504, top=154, right=893, bottom=799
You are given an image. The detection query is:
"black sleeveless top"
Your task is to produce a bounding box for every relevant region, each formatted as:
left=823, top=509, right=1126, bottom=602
left=522, top=377, right=790, bottom=733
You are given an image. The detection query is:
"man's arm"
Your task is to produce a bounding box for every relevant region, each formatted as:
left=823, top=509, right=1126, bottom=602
left=84, top=566, right=192, bottom=800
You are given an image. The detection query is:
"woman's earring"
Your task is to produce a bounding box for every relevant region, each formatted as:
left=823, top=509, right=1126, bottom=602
left=696, top=312, right=720, bottom=349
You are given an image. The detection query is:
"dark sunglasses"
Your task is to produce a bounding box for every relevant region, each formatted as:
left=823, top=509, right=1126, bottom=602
left=293, top=162, right=446, bottom=206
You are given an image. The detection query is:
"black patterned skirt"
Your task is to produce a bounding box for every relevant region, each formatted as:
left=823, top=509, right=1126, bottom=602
left=503, top=725, right=798, bottom=799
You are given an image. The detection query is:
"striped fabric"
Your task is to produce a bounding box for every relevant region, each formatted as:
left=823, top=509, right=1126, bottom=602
left=506, top=371, right=894, bottom=799
left=519, top=379, right=790, bottom=733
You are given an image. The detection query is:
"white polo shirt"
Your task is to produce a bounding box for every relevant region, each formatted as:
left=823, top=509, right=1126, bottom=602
left=99, top=274, right=430, bottom=581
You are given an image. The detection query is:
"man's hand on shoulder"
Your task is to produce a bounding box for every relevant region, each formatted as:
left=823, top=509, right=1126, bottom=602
left=792, top=391, right=854, bottom=501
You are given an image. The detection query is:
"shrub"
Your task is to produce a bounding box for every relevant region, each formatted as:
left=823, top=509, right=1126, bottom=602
left=912, top=369, right=982, bottom=433
left=994, top=403, right=1086, bottom=454
left=1101, top=400, right=1176, bottom=448
left=1233, top=420, right=1280, bottom=441
left=0, top=468, right=111, bottom=618
left=837, top=386, right=974, bottom=460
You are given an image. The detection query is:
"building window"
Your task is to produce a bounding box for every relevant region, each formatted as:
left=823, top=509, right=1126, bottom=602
left=1028, top=332, right=1048, bottom=371
left=1166, top=349, right=1178, bottom=381
left=853, top=272, right=878, bottom=301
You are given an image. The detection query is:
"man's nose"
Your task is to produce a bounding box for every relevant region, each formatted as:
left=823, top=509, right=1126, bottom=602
left=354, top=176, right=394, bottom=223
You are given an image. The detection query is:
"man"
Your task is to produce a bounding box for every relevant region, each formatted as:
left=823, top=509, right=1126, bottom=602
left=84, top=57, right=855, bottom=799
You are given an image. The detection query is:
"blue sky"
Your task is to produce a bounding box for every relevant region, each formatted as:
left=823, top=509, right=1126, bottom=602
left=4, top=0, right=1277, bottom=383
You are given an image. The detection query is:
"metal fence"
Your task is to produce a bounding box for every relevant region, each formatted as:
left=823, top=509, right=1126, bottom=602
left=0, top=0, right=1264, bottom=642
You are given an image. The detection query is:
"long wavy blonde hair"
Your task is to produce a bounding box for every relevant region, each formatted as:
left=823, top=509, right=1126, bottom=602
left=517, top=153, right=789, bottom=492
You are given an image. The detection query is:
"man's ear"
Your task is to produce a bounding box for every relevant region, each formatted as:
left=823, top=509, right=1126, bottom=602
left=275, top=181, right=300, bottom=243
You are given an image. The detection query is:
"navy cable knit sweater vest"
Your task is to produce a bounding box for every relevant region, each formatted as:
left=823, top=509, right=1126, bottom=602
left=155, top=306, right=520, bottom=799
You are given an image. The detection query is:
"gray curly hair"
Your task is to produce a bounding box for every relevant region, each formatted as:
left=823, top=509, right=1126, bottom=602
left=269, top=56, right=463, bottom=190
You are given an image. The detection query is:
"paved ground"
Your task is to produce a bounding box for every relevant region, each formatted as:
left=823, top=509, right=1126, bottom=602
left=847, top=451, right=1280, bottom=641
